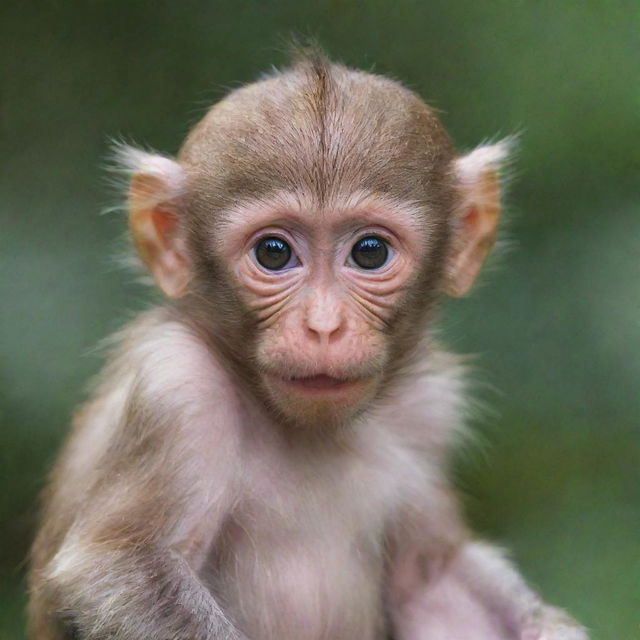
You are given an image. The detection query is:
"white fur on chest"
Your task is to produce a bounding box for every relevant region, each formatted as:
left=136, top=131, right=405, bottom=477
left=203, top=418, right=432, bottom=640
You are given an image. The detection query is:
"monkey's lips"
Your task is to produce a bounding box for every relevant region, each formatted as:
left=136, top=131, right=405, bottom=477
left=289, top=374, right=354, bottom=390
left=276, top=374, right=368, bottom=396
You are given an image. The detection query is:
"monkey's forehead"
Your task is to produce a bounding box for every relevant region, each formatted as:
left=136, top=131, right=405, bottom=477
left=177, top=64, right=456, bottom=209
left=212, top=188, right=433, bottom=235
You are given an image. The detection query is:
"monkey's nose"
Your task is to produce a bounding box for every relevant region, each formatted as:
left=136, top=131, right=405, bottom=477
left=306, top=317, right=343, bottom=344
left=305, top=307, right=346, bottom=346
left=304, top=292, right=345, bottom=346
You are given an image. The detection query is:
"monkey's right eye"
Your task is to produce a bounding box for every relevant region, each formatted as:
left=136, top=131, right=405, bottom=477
left=254, top=237, right=297, bottom=271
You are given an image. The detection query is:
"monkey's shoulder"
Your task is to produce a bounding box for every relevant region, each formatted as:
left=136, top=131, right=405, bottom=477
left=67, top=307, right=243, bottom=456
left=101, top=306, right=236, bottom=398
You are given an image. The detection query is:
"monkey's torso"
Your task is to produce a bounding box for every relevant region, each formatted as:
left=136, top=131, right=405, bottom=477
left=204, top=402, right=451, bottom=640
left=207, top=443, right=390, bottom=639
left=30, top=309, right=465, bottom=640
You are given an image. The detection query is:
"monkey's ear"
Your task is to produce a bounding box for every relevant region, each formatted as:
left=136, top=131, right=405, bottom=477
left=445, top=141, right=510, bottom=297
left=116, top=145, right=190, bottom=298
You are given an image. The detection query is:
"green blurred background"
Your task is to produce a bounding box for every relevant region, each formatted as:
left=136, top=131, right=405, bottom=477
left=1, top=2, right=638, bottom=638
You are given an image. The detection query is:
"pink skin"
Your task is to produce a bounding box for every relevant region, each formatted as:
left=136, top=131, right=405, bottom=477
left=213, top=190, right=431, bottom=415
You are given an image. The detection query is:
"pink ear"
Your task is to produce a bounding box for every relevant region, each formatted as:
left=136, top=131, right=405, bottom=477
left=445, top=142, right=510, bottom=297
left=117, top=146, right=191, bottom=298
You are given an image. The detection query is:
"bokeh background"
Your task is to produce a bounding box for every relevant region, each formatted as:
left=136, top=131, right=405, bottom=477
left=1, top=2, right=638, bottom=638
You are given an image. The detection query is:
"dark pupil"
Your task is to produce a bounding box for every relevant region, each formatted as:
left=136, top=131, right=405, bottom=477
left=256, top=237, right=291, bottom=270
left=351, top=236, right=388, bottom=269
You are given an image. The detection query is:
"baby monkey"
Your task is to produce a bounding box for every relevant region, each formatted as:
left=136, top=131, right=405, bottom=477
left=29, top=50, right=588, bottom=640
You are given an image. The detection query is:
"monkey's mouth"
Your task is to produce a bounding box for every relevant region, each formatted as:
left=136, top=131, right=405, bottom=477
left=288, top=374, right=353, bottom=390
left=276, top=373, right=367, bottom=395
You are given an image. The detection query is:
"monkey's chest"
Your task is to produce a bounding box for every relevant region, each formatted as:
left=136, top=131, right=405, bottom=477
left=202, top=459, right=394, bottom=640
left=206, top=514, right=386, bottom=640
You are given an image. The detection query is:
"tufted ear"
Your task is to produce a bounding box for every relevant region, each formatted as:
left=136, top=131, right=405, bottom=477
left=115, top=145, right=191, bottom=298
left=445, top=141, right=511, bottom=297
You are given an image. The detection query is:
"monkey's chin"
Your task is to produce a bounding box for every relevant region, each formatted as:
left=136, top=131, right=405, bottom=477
left=263, top=374, right=376, bottom=430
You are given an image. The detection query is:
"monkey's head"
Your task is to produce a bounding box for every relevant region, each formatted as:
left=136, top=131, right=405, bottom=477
left=122, top=52, right=507, bottom=430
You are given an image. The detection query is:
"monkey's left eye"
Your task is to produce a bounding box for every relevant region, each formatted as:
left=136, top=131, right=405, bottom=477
left=254, top=236, right=298, bottom=271
left=349, top=236, right=390, bottom=270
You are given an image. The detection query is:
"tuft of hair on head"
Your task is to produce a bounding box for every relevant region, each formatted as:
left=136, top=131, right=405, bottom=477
left=287, top=36, right=331, bottom=68
left=281, top=36, right=338, bottom=87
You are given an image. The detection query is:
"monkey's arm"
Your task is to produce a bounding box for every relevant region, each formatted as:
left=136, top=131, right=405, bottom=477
left=31, top=319, right=248, bottom=640
left=47, top=540, right=241, bottom=640
left=39, top=423, right=244, bottom=639
left=388, top=533, right=589, bottom=640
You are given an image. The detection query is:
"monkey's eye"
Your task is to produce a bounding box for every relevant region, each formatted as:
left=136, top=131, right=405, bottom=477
left=349, top=236, right=390, bottom=270
left=254, top=236, right=297, bottom=271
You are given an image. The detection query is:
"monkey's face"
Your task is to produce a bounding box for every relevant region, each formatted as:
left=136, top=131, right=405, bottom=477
left=125, top=61, right=505, bottom=431
left=216, top=191, right=431, bottom=428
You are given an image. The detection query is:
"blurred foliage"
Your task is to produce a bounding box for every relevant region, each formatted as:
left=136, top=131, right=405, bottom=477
left=1, top=2, right=638, bottom=639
